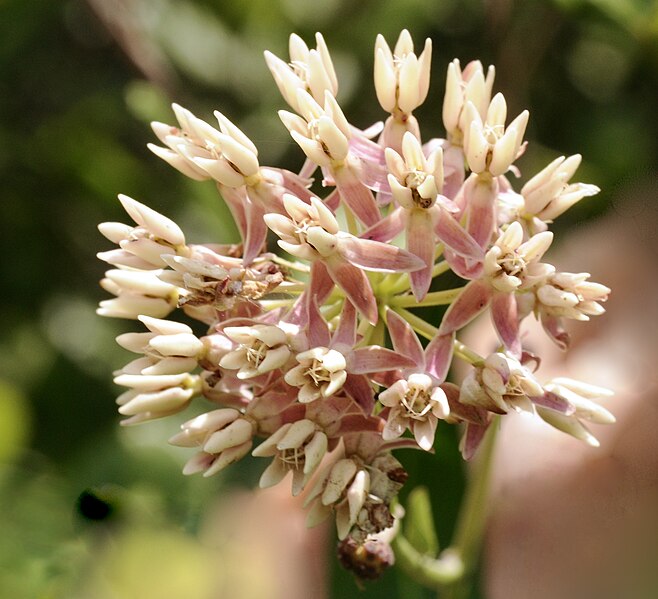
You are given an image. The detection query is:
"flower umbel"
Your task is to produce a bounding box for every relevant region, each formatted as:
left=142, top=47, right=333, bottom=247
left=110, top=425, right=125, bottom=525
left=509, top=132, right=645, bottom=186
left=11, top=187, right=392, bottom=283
left=97, top=30, right=613, bottom=584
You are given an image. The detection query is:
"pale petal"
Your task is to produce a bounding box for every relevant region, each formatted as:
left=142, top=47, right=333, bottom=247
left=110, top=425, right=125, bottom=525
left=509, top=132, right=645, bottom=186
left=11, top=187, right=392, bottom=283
left=118, top=194, right=185, bottom=246
left=385, top=308, right=424, bottom=369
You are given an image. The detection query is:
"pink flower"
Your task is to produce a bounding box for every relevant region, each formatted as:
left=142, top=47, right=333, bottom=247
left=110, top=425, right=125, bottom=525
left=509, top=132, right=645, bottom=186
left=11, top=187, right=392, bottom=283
left=265, top=193, right=423, bottom=323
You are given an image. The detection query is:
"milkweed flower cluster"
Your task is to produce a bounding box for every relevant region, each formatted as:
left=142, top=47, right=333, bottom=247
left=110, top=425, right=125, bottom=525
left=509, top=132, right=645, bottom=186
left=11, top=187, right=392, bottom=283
left=97, top=31, right=613, bottom=560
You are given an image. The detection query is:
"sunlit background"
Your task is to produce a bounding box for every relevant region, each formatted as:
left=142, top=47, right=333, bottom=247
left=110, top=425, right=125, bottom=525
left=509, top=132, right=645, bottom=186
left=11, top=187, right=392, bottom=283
left=1, top=0, right=657, bottom=597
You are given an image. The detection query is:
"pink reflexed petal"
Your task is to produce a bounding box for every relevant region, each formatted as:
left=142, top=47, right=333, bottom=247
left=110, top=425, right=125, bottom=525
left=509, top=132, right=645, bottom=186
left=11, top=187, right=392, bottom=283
left=349, top=129, right=386, bottom=163
left=265, top=167, right=314, bottom=202
left=218, top=185, right=248, bottom=239
left=325, top=256, right=378, bottom=324
left=491, top=291, right=521, bottom=357
left=343, top=374, right=375, bottom=414
left=461, top=420, right=491, bottom=461
left=531, top=391, right=575, bottom=415
left=243, top=199, right=268, bottom=264
left=465, top=175, right=497, bottom=248
left=540, top=313, right=570, bottom=351
left=438, top=280, right=492, bottom=335
left=435, top=207, right=484, bottom=260
left=360, top=207, right=405, bottom=242
left=408, top=209, right=436, bottom=301
left=298, top=158, right=318, bottom=180
left=324, top=187, right=341, bottom=212
left=332, top=300, right=357, bottom=350
left=353, top=155, right=389, bottom=193
left=385, top=309, right=424, bottom=369
left=333, top=167, right=381, bottom=227
left=348, top=347, right=417, bottom=375
left=287, top=262, right=335, bottom=327
left=337, top=235, right=424, bottom=273
left=424, top=333, right=454, bottom=383
left=443, top=250, right=484, bottom=281
left=442, top=143, right=466, bottom=200
left=307, top=297, right=331, bottom=348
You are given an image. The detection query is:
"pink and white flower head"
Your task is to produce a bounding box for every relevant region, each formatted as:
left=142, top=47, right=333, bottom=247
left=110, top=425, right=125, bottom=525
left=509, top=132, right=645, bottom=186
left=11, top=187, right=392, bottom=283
left=383, top=131, right=483, bottom=299
left=521, top=154, right=600, bottom=232
left=483, top=221, right=554, bottom=293
left=279, top=90, right=351, bottom=168
left=219, top=324, right=292, bottom=379
left=252, top=418, right=328, bottom=495
left=149, top=103, right=261, bottom=188
left=112, top=316, right=204, bottom=424
left=96, top=31, right=614, bottom=567
left=463, top=93, right=529, bottom=177
left=374, top=30, right=431, bottom=117
left=374, top=29, right=431, bottom=150
left=443, top=59, right=495, bottom=145
left=460, top=352, right=544, bottom=415
left=265, top=32, right=338, bottom=114
left=97, top=194, right=188, bottom=270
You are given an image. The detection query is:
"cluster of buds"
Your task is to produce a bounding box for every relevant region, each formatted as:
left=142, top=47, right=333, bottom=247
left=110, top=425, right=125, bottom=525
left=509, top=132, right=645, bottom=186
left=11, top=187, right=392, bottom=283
left=98, top=31, right=613, bottom=560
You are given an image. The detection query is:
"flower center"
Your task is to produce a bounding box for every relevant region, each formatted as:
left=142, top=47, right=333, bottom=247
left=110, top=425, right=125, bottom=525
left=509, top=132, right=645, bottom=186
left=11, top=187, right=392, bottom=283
left=402, top=386, right=433, bottom=419
left=245, top=340, right=268, bottom=368
left=305, top=358, right=333, bottom=386
left=498, top=252, right=525, bottom=277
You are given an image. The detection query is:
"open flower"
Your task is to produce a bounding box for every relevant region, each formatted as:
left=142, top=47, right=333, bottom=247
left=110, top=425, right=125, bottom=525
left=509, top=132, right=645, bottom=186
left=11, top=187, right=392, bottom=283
left=381, top=131, right=483, bottom=299
left=463, top=93, right=529, bottom=177
left=219, top=324, right=292, bottom=379
left=265, top=193, right=423, bottom=323
left=376, top=310, right=453, bottom=451
left=440, top=221, right=554, bottom=354
left=252, top=418, right=328, bottom=495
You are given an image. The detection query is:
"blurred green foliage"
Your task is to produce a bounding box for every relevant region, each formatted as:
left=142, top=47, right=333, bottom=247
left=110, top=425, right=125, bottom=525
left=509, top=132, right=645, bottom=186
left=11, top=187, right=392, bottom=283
left=1, top=0, right=657, bottom=597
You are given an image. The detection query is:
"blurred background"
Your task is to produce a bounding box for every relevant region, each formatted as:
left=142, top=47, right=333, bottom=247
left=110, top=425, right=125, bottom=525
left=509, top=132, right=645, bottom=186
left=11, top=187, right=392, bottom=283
left=1, top=0, right=657, bottom=597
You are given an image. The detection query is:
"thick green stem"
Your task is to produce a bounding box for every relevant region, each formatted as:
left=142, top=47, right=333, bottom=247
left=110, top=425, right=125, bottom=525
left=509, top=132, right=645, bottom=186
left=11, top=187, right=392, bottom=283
left=393, top=535, right=464, bottom=588
left=390, top=287, right=464, bottom=308
left=394, top=419, right=499, bottom=597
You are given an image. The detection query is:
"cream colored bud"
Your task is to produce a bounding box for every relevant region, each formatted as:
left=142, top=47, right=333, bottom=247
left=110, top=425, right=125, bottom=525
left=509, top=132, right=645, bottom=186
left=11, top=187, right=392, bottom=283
left=118, top=195, right=185, bottom=246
